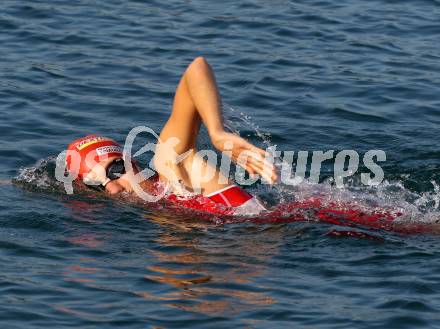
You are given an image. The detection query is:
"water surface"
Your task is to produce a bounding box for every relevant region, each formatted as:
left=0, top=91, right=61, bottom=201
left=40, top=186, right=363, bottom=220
left=1, top=0, right=440, bottom=328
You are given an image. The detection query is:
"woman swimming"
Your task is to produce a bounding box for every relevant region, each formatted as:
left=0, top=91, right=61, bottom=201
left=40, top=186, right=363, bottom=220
left=65, top=57, right=277, bottom=215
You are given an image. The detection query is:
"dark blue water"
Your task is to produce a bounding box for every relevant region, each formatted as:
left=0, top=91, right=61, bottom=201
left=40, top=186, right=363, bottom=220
left=1, top=0, right=440, bottom=328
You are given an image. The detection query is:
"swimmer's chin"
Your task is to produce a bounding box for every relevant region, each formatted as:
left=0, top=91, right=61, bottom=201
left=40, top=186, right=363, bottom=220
left=104, top=177, right=156, bottom=200
left=104, top=175, right=137, bottom=195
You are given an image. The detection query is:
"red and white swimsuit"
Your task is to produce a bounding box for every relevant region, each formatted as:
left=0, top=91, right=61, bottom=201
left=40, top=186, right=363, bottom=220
left=164, top=184, right=266, bottom=216
left=206, top=185, right=266, bottom=215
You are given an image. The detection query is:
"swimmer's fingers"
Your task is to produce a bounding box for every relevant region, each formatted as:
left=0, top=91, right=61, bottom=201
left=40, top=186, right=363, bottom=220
left=246, top=162, right=276, bottom=184
left=245, top=153, right=269, bottom=173
left=250, top=159, right=277, bottom=183
left=221, top=133, right=277, bottom=183
left=247, top=146, right=278, bottom=183
left=251, top=145, right=269, bottom=158
left=237, top=151, right=277, bottom=184
left=239, top=140, right=267, bottom=158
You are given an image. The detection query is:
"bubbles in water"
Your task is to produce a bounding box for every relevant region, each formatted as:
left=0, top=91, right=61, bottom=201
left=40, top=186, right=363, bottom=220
left=12, top=108, right=440, bottom=228
left=222, top=103, right=440, bottom=225
left=14, top=156, right=63, bottom=191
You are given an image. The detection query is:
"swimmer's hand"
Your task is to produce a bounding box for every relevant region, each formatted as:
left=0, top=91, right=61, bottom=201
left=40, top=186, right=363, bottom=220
left=211, top=131, right=278, bottom=184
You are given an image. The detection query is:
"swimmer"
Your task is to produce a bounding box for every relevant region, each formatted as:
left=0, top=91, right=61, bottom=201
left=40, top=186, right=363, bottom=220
left=65, top=57, right=277, bottom=215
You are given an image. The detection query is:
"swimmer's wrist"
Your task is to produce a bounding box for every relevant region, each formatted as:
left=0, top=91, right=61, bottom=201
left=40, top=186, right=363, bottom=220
left=209, top=129, right=226, bottom=147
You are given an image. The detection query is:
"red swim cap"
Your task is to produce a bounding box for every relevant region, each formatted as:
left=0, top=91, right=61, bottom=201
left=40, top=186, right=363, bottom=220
left=66, top=135, right=123, bottom=179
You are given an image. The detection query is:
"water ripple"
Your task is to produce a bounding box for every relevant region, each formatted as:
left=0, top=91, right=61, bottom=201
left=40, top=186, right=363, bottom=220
left=1, top=0, right=440, bottom=328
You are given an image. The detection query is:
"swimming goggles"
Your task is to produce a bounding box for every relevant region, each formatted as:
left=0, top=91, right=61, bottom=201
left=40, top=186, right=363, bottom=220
left=83, top=158, right=126, bottom=189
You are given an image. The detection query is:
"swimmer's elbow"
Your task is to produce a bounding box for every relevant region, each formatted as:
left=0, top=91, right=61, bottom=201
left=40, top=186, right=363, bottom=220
left=187, top=56, right=210, bottom=71
left=192, top=56, right=208, bottom=65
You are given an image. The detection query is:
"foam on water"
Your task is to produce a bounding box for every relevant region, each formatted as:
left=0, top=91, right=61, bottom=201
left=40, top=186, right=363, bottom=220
left=2, top=0, right=440, bottom=327
left=13, top=115, right=440, bottom=230
left=223, top=103, right=440, bottom=222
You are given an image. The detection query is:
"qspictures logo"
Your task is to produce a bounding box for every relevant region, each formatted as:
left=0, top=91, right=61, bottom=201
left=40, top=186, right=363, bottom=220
left=55, top=126, right=386, bottom=201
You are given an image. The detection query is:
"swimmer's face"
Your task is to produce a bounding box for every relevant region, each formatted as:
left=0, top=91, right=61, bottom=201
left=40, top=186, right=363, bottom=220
left=85, top=156, right=139, bottom=195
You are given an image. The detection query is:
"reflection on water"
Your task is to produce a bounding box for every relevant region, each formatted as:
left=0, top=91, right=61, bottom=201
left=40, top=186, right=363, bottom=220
left=2, top=0, right=440, bottom=326
left=63, top=265, right=99, bottom=284
left=138, top=214, right=286, bottom=315
left=57, top=200, right=309, bottom=317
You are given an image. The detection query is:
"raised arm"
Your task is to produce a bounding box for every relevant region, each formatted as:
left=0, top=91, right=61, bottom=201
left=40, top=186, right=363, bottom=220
left=158, top=56, right=223, bottom=154
left=156, top=57, right=276, bottom=185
